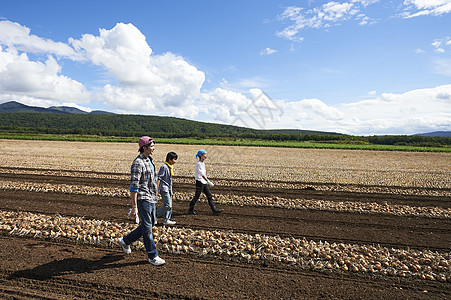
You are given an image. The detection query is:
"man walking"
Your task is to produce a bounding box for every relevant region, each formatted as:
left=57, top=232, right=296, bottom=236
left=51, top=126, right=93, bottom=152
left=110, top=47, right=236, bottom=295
left=118, top=136, right=165, bottom=266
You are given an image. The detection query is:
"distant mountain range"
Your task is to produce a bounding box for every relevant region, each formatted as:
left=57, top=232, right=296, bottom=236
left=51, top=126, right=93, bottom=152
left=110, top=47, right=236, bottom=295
left=0, top=101, right=114, bottom=115
left=0, top=101, right=449, bottom=137
left=0, top=101, right=339, bottom=136
left=415, top=131, right=451, bottom=137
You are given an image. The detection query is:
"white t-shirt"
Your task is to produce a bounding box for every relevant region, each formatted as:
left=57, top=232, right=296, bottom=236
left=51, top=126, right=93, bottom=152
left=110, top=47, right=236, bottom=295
left=194, top=161, right=207, bottom=184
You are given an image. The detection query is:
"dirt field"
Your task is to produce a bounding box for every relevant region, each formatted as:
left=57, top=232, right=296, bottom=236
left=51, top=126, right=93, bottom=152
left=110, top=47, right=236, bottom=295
left=0, top=140, right=450, bottom=299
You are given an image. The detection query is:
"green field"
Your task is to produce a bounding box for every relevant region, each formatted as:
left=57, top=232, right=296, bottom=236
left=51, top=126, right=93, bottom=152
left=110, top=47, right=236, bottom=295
left=1, top=133, right=449, bottom=153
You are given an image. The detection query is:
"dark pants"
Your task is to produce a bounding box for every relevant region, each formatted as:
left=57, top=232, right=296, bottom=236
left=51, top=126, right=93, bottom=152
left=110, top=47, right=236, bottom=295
left=189, top=180, right=217, bottom=212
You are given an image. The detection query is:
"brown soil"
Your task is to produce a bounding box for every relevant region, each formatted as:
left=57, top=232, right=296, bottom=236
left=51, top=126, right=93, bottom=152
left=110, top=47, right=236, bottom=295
left=0, top=170, right=450, bottom=299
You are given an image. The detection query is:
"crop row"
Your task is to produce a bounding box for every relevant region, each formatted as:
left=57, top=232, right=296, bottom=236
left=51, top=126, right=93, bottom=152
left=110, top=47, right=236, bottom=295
left=0, top=167, right=448, bottom=197
left=1, top=210, right=449, bottom=282
left=1, top=140, right=450, bottom=189
left=1, top=180, right=449, bottom=218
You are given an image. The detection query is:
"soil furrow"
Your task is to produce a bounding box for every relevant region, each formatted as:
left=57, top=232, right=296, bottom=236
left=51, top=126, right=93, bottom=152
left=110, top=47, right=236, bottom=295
left=1, top=189, right=450, bottom=251
left=1, top=172, right=450, bottom=208
left=0, top=236, right=449, bottom=300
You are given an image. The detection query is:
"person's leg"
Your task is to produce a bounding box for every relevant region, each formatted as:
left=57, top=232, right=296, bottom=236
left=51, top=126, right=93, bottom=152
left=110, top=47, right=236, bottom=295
left=156, top=191, right=170, bottom=219
left=189, top=181, right=203, bottom=213
left=165, top=192, right=173, bottom=221
left=140, top=201, right=158, bottom=259
left=122, top=200, right=145, bottom=245
left=156, top=191, right=172, bottom=222
left=202, top=184, right=222, bottom=214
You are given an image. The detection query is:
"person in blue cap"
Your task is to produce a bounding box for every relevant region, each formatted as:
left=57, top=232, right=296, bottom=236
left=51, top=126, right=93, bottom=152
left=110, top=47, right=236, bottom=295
left=188, top=149, right=223, bottom=215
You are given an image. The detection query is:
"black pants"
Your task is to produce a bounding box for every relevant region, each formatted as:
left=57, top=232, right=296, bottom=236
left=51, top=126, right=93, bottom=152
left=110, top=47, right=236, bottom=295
left=189, top=180, right=216, bottom=211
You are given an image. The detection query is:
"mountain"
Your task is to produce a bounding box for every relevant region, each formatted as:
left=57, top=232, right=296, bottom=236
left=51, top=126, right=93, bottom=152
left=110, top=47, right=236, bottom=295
left=0, top=101, right=113, bottom=115
left=0, top=101, right=344, bottom=139
left=0, top=101, right=59, bottom=113
left=0, top=101, right=340, bottom=136
left=266, top=129, right=341, bottom=135
left=415, top=131, right=451, bottom=137
left=90, top=110, right=116, bottom=115
left=48, top=106, right=88, bottom=114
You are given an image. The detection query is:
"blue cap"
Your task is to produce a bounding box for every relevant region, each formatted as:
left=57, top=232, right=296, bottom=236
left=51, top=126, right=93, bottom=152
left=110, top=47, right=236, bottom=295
left=196, top=149, right=206, bottom=158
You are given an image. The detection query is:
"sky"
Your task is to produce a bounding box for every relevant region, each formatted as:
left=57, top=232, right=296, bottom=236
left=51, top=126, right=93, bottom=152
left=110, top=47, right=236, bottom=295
left=1, top=0, right=451, bottom=136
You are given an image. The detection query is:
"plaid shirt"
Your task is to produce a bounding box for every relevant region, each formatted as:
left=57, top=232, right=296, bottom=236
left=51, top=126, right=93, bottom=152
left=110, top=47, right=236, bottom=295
left=129, top=153, right=157, bottom=203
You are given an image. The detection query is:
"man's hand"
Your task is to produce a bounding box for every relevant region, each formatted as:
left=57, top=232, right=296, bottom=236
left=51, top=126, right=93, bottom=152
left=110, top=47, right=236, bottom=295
left=128, top=207, right=139, bottom=224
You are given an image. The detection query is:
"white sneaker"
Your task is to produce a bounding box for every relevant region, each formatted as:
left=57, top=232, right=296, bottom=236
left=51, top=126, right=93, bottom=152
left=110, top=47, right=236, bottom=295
left=163, top=220, right=176, bottom=225
left=148, top=256, right=166, bottom=266
left=118, top=237, right=131, bottom=254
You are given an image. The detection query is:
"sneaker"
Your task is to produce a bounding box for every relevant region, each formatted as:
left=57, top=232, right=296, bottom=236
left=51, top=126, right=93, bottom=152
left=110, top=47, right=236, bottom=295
left=188, top=210, right=198, bottom=215
left=213, top=209, right=223, bottom=215
left=163, top=220, right=176, bottom=225
left=118, top=237, right=131, bottom=254
left=148, top=256, right=166, bottom=266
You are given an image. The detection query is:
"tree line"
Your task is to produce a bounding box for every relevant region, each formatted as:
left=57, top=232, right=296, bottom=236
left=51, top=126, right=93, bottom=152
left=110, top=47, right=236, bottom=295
left=0, top=112, right=449, bottom=147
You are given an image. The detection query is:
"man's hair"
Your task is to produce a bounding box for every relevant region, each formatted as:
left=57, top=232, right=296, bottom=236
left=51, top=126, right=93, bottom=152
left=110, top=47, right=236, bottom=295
left=139, top=141, right=154, bottom=153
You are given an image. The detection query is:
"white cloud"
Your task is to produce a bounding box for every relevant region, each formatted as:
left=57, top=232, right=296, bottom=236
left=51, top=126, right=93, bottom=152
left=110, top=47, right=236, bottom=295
left=303, top=84, right=451, bottom=135
left=260, top=47, right=278, bottom=55
left=238, top=84, right=451, bottom=135
left=357, top=15, right=378, bottom=26
left=402, top=0, right=451, bottom=18
left=0, top=46, right=90, bottom=103
left=219, top=76, right=271, bottom=93
left=70, top=23, right=206, bottom=111
left=200, top=88, right=252, bottom=123
left=277, top=1, right=451, bottom=42
left=276, top=1, right=379, bottom=41
left=0, top=20, right=449, bottom=136
left=298, top=98, right=344, bottom=120
left=0, top=21, right=250, bottom=122
left=0, top=21, right=82, bottom=60
left=431, top=36, right=451, bottom=53
left=99, top=84, right=156, bottom=112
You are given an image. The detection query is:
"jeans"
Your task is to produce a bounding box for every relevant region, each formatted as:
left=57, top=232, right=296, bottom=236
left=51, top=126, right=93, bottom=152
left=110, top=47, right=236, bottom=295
left=156, top=191, right=172, bottom=222
left=123, top=200, right=158, bottom=259
left=189, top=180, right=216, bottom=211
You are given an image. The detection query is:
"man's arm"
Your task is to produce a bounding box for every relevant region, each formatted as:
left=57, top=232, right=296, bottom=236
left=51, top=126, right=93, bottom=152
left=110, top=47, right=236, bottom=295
left=130, top=191, right=138, bottom=217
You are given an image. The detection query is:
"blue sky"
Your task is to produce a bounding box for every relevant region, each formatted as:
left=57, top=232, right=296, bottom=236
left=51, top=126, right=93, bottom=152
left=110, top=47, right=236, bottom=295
left=1, top=0, right=451, bottom=135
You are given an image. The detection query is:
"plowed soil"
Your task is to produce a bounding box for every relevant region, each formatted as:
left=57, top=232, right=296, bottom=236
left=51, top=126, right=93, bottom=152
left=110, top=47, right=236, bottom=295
left=1, top=168, right=450, bottom=299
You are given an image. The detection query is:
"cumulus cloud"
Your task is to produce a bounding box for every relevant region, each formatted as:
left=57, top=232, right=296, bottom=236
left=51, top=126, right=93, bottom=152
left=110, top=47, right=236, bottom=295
left=200, top=88, right=253, bottom=123
left=274, top=84, right=451, bottom=135
left=70, top=23, right=206, bottom=111
left=0, top=21, right=261, bottom=125
left=276, top=0, right=379, bottom=41
left=0, top=21, right=260, bottom=124
left=402, top=0, right=451, bottom=18
left=0, top=19, right=449, bottom=136
left=0, top=21, right=89, bottom=105
left=0, top=46, right=90, bottom=103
